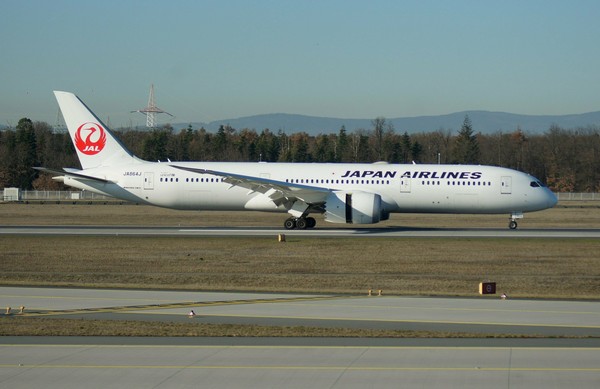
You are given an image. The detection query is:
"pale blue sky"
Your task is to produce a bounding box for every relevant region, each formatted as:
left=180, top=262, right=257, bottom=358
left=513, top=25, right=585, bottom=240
left=1, top=0, right=599, bottom=128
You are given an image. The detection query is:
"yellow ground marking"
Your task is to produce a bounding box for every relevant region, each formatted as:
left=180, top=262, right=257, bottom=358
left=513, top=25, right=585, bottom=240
left=12, top=294, right=600, bottom=329
left=193, top=312, right=600, bottom=329
left=0, top=293, right=180, bottom=303
left=290, top=298, right=600, bottom=317
left=14, top=295, right=342, bottom=317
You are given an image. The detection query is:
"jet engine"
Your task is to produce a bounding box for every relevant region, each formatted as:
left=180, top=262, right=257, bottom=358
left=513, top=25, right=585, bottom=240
left=324, top=191, right=382, bottom=224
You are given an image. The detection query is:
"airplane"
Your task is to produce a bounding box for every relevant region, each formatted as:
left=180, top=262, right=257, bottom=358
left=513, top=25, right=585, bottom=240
left=36, top=91, right=558, bottom=230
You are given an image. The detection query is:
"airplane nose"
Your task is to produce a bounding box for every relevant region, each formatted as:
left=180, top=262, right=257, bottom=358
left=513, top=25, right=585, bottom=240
left=547, top=189, right=558, bottom=208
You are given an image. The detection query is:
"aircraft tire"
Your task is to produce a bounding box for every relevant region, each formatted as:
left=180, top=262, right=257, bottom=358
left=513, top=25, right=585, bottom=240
left=295, top=218, right=308, bottom=230
left=509, top=220, right=518, bottom=230
left=284, top=218, right=296, bottom=230
left=306, top=217, right=316, bottom=229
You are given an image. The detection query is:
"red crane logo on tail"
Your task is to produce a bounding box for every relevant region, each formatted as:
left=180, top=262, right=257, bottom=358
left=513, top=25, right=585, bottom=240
left=74, top=122, right=107, bottom=155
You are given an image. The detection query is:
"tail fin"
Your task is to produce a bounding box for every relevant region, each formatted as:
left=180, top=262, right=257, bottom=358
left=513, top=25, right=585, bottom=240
left=54, top=91, right=142, bottom=169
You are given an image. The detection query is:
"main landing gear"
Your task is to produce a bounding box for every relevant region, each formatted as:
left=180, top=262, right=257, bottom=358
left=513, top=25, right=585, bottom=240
left=284, top=216, right=316, bottom=230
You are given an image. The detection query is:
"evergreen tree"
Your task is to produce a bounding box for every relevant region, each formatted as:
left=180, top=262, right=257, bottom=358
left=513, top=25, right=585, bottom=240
left=371, top=117, right=385, bottom=160
left=214, top=125, right=228, bottom=157
left=291, top=132, right=310, bottom=162
left=411, top=141, right=423, bottom=163
left=400, top=132, right=412, bottom=163
left=142, top=128, right=170, bottom=161
left=256, top=129, right=280, bottom=162
left=454, top=115, right=480, bottom=164
left=0, top=129, right=16, bottom=188
left=314, top=134, right=335, bottom=162
left=336, top=125, right=349, bottom=162
left=14, top=118, right=38, bottom=188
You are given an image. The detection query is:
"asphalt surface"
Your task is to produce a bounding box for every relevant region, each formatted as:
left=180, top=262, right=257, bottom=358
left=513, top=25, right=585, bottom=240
left=1, top=341, right=599, bottom=389
left=2, top=225, right=600, bottom=238
left=1, top=287, right=600, bottom=388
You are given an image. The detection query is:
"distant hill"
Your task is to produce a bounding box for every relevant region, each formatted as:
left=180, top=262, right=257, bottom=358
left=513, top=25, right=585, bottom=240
left=174, top=110, right=600, bottom=135
left=3, top=111, right=599, bottom=135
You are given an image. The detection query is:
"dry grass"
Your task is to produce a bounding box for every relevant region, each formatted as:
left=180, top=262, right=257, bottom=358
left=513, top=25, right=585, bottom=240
left=1, top=317, right=551, bottom=338
left=1, top=235, right=599, bottom=298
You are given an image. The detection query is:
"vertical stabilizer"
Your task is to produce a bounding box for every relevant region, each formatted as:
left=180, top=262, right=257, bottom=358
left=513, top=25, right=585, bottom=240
left=54, top=91, right=141, bottom=169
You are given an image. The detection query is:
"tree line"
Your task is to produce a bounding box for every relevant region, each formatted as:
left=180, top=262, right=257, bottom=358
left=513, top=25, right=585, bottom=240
left=1, top=116, right=598, bottom=193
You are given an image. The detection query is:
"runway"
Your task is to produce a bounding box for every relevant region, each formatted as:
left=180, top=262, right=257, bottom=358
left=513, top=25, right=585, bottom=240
left=2, top=287, right=600, bottom=388
left=2, top=225, right=600, bottom=238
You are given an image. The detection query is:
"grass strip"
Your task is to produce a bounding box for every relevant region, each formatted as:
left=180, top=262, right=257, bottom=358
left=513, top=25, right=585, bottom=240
left=0, top=317, right=577, bottom=338
left=1, top=236, right=599, bottom=298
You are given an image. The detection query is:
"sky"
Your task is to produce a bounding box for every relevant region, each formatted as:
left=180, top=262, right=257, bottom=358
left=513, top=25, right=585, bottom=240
left=1, top=0, right=600, bottom=129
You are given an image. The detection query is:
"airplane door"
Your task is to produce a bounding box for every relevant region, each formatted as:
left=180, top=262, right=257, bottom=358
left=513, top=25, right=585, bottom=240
left=143, top=172, right=154, bottom=190
left=345, top=193, right=352, bottom=223
left=400, top=178, right=411, bottom=193
left=501, top=176, right=512, bottom=194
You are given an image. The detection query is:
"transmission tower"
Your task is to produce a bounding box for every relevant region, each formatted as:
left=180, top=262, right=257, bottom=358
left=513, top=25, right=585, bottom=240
left=54, top=108, right=67, bottom=133
left=131, top=84, right=173, bottom=128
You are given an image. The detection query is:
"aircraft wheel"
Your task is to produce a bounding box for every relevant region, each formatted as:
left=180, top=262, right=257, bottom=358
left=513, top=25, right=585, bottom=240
left=306, top=217, right=316, bottom=229
left=509, top=220, right=518, bottom=230
left=284, top=218, right=296, bottom=230
left=295, top=218, right=308, bottom=230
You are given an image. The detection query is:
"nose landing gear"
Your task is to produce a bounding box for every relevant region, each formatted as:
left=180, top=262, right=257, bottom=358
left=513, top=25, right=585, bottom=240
left=509, top=212, right=523, bottom=229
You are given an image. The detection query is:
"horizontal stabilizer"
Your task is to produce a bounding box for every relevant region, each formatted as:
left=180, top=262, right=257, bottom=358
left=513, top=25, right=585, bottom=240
left=34, top=167, right=110, bottom=183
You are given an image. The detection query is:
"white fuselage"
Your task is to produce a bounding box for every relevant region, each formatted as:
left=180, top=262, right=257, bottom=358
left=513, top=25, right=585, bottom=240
left=62, top=161, right=557, bottom=217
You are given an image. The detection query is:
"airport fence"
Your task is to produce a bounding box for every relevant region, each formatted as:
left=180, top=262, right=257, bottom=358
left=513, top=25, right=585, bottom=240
left=2, top=189, right=600, bottom=203
left=3, top=189, right=118, bottom=203
left=555, top=192, right=600, bottom=201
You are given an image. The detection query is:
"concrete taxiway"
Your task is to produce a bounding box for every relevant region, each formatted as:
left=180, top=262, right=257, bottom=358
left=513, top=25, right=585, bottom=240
left=2, top=287, right=600, bottom=388
left=3, top=287, right=600, bottom=337
left=2, top=225, right=600, bottom=238
left=1, top=341, right=599, bottom=389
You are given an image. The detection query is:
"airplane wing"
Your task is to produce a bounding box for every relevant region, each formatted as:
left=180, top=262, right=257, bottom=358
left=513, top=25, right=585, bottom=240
left=170, top=165, right=331, bottom=207
left=34, top=167, right=111, bottom=184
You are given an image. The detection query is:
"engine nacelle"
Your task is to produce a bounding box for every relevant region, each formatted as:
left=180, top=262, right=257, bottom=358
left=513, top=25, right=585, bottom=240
left=324, top=191, right=382, bottom=224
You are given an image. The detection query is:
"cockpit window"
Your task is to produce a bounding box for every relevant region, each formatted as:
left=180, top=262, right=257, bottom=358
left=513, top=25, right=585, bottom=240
left=530, top=181, right=545, bottom=188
